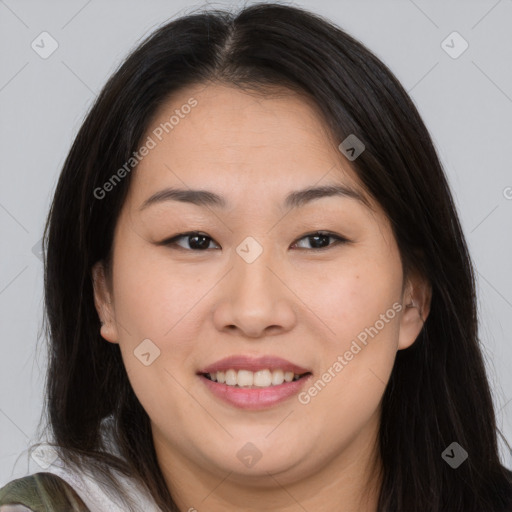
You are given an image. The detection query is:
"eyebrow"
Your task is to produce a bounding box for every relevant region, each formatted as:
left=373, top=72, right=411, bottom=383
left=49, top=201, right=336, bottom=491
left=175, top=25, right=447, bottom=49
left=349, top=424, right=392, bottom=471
left=138, top=184, right=369, bottom=211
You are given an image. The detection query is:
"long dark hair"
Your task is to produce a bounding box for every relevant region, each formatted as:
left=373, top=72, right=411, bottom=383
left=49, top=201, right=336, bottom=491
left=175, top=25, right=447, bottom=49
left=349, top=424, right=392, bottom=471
left=37, top=3, right=512, bottom=510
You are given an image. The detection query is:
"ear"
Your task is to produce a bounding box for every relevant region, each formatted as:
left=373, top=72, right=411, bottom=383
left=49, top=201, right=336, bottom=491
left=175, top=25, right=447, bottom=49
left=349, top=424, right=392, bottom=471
left=398, top=269, right=432, bottom=350
left=91, top=260, right=119, bottom=344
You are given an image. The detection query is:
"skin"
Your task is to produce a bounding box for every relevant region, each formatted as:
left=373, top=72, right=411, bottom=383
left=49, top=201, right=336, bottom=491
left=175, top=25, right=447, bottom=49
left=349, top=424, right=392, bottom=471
left=92, top=83, right=431, bottom=512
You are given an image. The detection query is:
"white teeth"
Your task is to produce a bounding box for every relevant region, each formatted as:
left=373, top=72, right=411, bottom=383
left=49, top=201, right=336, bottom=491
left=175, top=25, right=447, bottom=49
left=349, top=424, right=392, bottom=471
left=271, top=369, right=284, bottom=386
left=206, top=369, right=305, bottom=387
left=253, top=369, right=272, bottom=387
left=237, top=370, right=254, bottom=387
left=225, top=369, right=237, bottom=386
left=284, top=371, right=294, bottom=383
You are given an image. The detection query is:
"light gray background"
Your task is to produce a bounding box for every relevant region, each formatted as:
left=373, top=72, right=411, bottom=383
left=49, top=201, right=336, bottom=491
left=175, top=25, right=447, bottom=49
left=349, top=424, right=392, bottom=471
left=1, top=0, right=511, bottom=486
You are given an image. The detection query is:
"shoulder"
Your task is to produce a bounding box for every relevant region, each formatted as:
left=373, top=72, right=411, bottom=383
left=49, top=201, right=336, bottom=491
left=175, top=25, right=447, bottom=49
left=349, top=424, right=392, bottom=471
left=0, top=472, right=91, bottom=512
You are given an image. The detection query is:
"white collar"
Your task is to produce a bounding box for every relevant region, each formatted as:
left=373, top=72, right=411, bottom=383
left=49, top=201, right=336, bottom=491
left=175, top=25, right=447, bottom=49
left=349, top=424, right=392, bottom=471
left=29, top=445, right=163, bottom=512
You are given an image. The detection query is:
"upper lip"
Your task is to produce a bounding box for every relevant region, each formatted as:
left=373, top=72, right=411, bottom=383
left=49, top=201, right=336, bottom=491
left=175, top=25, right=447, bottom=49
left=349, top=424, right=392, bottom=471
left=198, top=355, right=311, bottom=375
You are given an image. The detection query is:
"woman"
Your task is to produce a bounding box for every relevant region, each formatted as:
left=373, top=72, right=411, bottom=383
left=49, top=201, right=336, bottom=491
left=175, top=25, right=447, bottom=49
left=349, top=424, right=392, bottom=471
left=1, top=3, right=511, bottom=511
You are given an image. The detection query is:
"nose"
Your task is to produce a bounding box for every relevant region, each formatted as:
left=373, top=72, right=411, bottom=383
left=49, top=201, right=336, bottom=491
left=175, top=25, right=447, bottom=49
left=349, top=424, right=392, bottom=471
left=212, top=243, right=297, bottom=338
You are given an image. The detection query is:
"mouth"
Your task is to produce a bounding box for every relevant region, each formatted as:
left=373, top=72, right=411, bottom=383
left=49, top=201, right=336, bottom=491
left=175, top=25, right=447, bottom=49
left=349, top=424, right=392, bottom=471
left=197, top=355, right=313, bottom=410
left=200, top=369, right=311, bottom=388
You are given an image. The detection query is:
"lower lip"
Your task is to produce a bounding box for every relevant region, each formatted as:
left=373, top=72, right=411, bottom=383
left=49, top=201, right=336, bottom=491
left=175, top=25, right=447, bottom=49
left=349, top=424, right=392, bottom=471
left=199, top=374, right=312, bottom=410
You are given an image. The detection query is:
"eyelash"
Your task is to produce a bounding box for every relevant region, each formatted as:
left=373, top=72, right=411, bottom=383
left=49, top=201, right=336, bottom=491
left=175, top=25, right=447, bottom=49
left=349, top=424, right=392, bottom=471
left=159, top=231, right=349, bottom=252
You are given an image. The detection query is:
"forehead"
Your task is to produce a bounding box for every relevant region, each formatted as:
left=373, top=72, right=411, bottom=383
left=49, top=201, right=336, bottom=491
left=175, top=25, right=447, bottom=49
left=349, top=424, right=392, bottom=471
left=127, top=83, right=369, bottom=209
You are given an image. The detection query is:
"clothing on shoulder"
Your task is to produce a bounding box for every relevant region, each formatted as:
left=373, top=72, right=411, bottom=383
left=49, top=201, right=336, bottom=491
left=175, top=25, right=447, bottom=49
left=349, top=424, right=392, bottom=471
left=0, top=472, right=91, bottom=512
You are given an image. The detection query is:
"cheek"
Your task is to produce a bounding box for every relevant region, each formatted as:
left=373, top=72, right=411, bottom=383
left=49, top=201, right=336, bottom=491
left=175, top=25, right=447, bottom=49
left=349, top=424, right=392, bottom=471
left=296, top=250, right=402, bottom=341
left=110, top=242, right=199, bottom=396
left=301, top=266, right=401, bottom=440
left=112, top=240, right=200, bottom=338
left=300, top=245, right=403, bottom=407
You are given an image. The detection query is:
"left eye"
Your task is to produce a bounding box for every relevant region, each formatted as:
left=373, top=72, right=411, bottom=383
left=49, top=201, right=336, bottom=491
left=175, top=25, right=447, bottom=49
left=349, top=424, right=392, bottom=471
left=291, top=231, right=347, bottom=250
left=160, top=231, right=347, bottom=251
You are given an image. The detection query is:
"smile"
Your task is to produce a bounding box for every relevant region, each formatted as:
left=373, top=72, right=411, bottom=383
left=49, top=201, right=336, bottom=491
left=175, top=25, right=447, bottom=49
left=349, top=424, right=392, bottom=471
left=197, top=355, right=313, bottom=409
left=204, top=368, right=307, bottom=387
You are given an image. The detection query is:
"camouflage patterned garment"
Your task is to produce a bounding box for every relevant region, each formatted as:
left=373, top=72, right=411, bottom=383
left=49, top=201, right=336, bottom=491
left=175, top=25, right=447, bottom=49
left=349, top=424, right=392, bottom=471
left=0, top=472, right=91, bottom=512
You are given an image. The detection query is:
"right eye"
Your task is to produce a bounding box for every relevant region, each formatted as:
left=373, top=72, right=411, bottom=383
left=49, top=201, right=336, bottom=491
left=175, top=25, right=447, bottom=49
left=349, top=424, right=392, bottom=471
left=160, top=231, right=221, bottom=251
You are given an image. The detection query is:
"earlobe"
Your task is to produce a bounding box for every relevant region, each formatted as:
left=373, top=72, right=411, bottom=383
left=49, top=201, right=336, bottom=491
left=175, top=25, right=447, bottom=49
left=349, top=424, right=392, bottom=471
left=398, top=273, right=432, bottom=350
left=91, top=261, right=119, bottom=344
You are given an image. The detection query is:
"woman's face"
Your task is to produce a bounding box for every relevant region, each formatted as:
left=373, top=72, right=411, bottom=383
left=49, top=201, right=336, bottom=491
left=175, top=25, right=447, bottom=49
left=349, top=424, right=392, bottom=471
left=93, top=83, right=428, bottom=499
